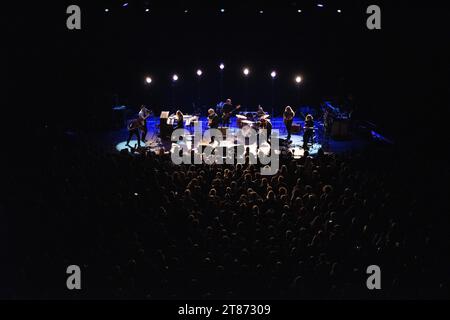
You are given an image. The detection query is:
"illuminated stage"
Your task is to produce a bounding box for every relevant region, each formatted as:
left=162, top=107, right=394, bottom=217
left=115, top=116, right=324, bottom=158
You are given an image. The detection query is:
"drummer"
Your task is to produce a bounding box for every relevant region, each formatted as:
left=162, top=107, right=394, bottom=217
left=256, top=105, right=266, bottom=119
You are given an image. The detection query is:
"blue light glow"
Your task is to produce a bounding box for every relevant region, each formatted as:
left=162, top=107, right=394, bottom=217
left=116, top=140, right=140, bottom=151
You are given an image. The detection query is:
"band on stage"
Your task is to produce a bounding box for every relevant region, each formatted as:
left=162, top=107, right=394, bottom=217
left=126, top=99, right=315, bottom=150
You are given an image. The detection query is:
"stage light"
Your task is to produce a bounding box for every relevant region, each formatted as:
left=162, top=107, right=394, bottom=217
left=123, top=3, right=129, bottom=7
left=145, top=8, right=150, bottom=12
left=295, top=76, right=302, bottom=84
left=173, top=74, right=179, bottom=81
left=219, top=63, right=225, bottom=70
left=196, top=69, right=203, bottom=76
left=271, top=71, right=277, bottom=78
left=220, top=9, right=225, bottom=13
left=317, top=4, right=324, bottom=8
left=184, top=9, right=189, bottom=13
left=243, top=68, right=250, bottom=76
left=145, top=76, right=152, bottom=84
left=105, top=8, right=109, bottom=12
left=297, top=9, right=302, bottom=13
left=259, top=10, right=264, bottom=14
left=337, top=9, right=342, bottom=13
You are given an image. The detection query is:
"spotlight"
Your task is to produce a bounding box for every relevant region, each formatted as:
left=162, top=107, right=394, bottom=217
left=317, top=4, right=324, bottom=8
left=219, top=63, right=225, bottom=70
left=297, top=9, right=302, bottom=13
left=271, top=71, right=277, bottom=78
left=145, top=8, right=150, bottom=12
left=172, top=74, right=179, bottom=81
left=123, top=3, right=129, bottom=7
left=196, top=69, right=203, bottom=76
left=220, top=9, right=225, bottom=13
left=105, top=8, right=109, bottom=12
left=145, top=76, right=152, bottom=84
left=337, top=9, right=342, bottom=13
left=184, top=9, right=189, bottom=13
left=243, top=68, right=250, bottom=76
left=259, top=10, right=264, bottom=14
left=295, top=76, right=302, bottom=84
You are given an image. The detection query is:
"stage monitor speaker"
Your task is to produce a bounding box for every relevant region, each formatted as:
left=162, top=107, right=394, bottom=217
left=160, top=111, right=172, bottom=139
left=331, top=119, right=350, bottom=139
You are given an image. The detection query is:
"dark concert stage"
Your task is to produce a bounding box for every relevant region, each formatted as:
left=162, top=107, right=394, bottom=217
left=107, top=115, right=383, bottom=157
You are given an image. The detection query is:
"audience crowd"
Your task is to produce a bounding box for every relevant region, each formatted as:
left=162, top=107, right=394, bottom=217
left=9, top=135, right=448, bottom=299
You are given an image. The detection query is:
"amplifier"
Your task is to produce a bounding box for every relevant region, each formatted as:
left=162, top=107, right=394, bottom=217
left=331, top=119, right=350, bottom=139
left=291, top=124, right=301, bottom=133
left=159, top=111, right=172, bottom=139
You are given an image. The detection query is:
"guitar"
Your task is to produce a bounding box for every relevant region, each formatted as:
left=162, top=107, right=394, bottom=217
left=128, top=118, right=144, bottom=131
left=222, top=104, right=241, bottom=123
left=208, top=113, right=220, bottom=128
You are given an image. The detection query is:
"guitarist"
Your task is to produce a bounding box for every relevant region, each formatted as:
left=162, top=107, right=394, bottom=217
left=138, top=105, right=152, bottom=142
left=208, top=108, right=220, bottom=144
left=283, top=105, right=295, bottom=141
left=126, top=118, right=143, bottom=148
left=222, top=98, right=241, bottom=127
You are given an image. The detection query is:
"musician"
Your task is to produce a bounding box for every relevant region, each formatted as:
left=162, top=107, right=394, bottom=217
left=138, top=105, right=151, bottom=142
left=303, top=114, right=314, bottom=149
left=222, top=98, right=240, bottom=127
left=283, top=106, right=295, bottom=140
left=208, top=108, right=220, bottom=143
left=126, top=118, right=142, bottom=148
left=175, top=110, right=184, bottom=129
left=260, top=118, right=272, bottom=143
left=256, top=105, right=266, bottom=118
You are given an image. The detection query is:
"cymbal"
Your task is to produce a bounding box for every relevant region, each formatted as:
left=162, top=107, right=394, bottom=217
left=260, top=114, right=270, bottom=119
left=236, top=115, right=247, bottom=119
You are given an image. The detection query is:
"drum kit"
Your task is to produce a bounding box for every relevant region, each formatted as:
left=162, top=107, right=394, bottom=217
left=236, top=113, right=270, bottom=129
